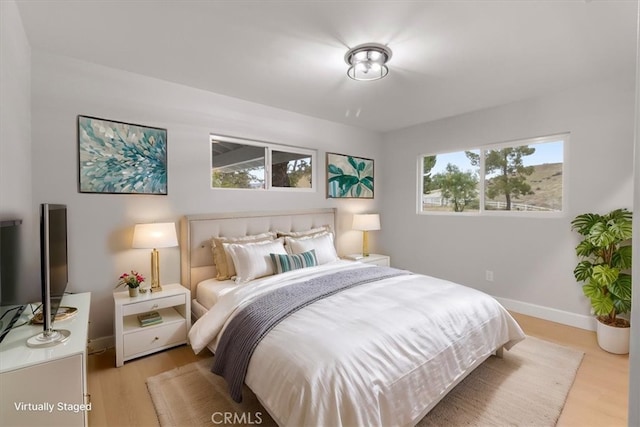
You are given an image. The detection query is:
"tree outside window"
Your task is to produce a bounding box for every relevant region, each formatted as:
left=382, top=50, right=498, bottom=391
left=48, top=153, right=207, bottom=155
left=419, top=135, right=565, bottom=214
left=211, top=136, right=315, bottom=191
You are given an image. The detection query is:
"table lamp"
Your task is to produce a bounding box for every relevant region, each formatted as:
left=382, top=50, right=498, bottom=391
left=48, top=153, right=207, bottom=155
left=132, top=222, right=178, bottom=292
left=352, top=214, right=380, bottom=257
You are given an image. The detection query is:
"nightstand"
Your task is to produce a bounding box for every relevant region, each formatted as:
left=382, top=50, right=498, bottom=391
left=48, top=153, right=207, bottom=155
left=343, top=253, right=391, bottom=267
left=113, top=283, right=191, bottom=367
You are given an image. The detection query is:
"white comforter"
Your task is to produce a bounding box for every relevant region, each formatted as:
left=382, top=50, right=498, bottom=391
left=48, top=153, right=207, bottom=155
left=189, top=261, right=525, bottom=427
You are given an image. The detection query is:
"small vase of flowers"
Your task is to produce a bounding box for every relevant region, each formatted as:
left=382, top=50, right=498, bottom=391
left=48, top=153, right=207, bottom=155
left=116, top=270, right=145, bottom=297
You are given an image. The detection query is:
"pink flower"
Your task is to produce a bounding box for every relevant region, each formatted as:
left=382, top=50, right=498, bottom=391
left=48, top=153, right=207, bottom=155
left=116, top=270, right=146, bottom=289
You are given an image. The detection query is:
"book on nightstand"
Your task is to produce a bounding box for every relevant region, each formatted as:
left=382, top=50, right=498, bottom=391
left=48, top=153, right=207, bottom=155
left=137, top=311, right=163, bottom=327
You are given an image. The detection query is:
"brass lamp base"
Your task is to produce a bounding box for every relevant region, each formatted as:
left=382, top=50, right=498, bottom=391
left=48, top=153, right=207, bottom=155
left=362, top=230, right=370, bottom=257
left=150, top=248, right=163, bottom=292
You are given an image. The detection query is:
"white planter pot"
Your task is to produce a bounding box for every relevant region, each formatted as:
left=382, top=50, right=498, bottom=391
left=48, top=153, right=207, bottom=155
left=596, top=319, right=630, bottom=354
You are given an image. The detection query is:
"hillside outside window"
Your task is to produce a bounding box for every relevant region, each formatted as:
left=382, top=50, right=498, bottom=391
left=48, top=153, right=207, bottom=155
left=419, top=134, right=566, bottom=215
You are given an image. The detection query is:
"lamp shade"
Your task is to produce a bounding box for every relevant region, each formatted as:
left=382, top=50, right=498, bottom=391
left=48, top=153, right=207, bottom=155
left=132, top=222, right=178, bottom=249
left=352, top=214, right=381, bottom=231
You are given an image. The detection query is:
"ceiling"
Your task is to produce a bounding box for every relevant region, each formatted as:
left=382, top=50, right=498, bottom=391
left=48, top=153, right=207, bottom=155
left=15, top=1, right=638, bottom=133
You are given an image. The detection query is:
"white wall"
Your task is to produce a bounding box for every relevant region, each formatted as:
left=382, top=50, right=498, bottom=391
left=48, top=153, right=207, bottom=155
left=1, top=0, right=32, bottom=217
left=30, top=52, right=384, bottom=339
left=628, top=2, right=640, bottom=421
left=0, top=0, right=39, bottom=286
left=0, top=0, right=31, bottom=218
left=380, top=77, right=636, bottom=327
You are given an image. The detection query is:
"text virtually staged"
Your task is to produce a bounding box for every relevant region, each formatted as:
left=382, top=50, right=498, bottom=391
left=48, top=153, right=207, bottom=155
left=12, top=401, right=91, bottom=414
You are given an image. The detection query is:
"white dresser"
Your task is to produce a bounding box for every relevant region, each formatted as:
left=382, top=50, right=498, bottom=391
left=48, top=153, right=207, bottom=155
left=0, top=292, right=91, bottom=427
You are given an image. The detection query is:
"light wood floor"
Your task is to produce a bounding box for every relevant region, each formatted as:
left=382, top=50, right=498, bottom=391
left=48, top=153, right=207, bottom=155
left=87, top=313, right=629, bottom=426
left=511, top=313, right=629, bottom=427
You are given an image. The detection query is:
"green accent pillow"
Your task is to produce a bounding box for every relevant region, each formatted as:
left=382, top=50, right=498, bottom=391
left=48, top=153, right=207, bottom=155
left=270, top=250, right=318, bottom=274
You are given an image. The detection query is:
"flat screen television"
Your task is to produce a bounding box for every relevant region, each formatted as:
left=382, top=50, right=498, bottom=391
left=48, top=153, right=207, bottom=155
left=27, top=203, right=70, bottom=347
left=0, top=219, right=33, bottom=342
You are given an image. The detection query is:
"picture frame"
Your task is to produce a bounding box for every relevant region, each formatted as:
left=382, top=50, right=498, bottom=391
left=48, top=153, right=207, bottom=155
left=77, top=115, right=168, bottom=195
left=326, top=152, right=374, bottom=199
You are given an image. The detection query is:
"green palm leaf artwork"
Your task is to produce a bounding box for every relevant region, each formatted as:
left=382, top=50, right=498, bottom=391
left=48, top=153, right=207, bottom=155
left=326, top=153, right=374, bottom=198
left=78, top=116, right=167, bottom=194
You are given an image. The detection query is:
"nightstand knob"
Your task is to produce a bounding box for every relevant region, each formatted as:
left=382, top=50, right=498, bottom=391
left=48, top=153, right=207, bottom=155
left=153, top=337, right=159, bottom=341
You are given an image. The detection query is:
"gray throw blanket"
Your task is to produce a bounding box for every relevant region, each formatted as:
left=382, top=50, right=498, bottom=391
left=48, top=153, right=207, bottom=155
left=212, top=266, right=411, bottom=402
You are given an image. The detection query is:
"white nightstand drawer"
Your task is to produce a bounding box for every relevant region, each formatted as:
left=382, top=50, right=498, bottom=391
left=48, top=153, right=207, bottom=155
left=367, top=257, right=390, bottom=267
left=343, top=254, right=390, bottom=267
left=122, top=294, right=185, bottom=316
left=123, top=321, right=187, bottom=357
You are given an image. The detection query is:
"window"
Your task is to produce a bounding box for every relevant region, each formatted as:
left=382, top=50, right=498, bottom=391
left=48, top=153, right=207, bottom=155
left=271, top=150, right=313, bottom=189
left=421, top=150, right=480, bottom=213
left=419, top=134, right=566, bottom=215
left=211, top=135, right=315, bottom=191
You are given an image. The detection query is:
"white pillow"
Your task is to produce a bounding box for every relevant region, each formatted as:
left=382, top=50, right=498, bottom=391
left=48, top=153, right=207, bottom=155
left=211, top=231, right=276, bottom=280
left=276, top=225, right=332, bottom=238
left=285, top=233, right=338, bottom=265
left=225, top=238, right=288, bottom=284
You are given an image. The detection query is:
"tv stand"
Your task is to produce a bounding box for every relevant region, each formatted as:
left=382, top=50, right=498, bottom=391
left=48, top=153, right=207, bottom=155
left=0, top=293, right=90, bottom=427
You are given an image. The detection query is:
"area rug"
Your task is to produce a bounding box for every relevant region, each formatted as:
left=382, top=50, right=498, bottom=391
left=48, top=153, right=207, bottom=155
left=147, top=336, right=583, bottom=427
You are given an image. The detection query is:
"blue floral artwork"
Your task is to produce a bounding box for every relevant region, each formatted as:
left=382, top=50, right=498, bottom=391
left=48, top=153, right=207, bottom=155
left=78, top=116, right=167, bottom=194
left=327, top=152, right=374, bottom=198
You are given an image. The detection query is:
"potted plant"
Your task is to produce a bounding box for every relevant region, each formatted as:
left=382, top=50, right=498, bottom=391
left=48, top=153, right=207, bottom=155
left=571, top=208, right=632, bottom=354
left=116, top=270, right=145, bottom=297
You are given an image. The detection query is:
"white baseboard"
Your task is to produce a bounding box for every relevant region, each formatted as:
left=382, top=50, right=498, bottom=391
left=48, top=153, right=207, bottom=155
left=495, top=296, right=596, bottom=331
left=87, top=335, right=114, bottom=353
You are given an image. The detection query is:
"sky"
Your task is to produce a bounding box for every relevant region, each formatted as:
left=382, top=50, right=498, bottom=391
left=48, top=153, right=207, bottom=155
left=427, top=140, right=563, bottom=175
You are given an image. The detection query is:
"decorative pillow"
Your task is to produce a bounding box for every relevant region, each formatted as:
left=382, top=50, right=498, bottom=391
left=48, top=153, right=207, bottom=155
left=270, top=250, right=318, bottom=274
left=211, top=231, right=276, bottom=280
left=284, top=232, right=338, bottom=265
left=276, top=225, right=332, bottom=239
left=225, top=238, right=288, bottom=284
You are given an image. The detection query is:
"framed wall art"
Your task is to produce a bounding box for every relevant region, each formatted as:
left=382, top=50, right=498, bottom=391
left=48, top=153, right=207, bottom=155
left=78, top=115, right=168, bottom=194
left=326, top=152, right=374, bottom=199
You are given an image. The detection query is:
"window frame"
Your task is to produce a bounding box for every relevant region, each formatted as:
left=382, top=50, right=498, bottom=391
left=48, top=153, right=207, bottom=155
left=417, top=133, right=568, bottom=217
left=210, top=134, right=316, bottom=192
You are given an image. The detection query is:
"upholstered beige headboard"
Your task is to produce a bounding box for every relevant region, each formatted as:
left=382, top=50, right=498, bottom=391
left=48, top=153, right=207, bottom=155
left=180, top=208, right=336, bottom=298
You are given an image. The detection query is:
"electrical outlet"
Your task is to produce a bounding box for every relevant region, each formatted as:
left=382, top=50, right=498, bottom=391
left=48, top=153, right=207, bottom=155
left=485, top=270, right=494, bottom=282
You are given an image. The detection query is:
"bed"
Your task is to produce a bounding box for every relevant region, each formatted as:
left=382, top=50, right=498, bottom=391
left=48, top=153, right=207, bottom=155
left=181, top=209, right=525, bottom=427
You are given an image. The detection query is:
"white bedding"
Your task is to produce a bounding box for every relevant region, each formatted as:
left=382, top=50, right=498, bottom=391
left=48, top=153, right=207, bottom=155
left=189, top=260, right=525, bottom=427
left=196, top=278, right=237, bottom=309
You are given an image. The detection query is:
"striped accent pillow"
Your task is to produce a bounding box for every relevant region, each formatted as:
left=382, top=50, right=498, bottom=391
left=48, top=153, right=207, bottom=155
left=270, top=250, right=318, bottom=274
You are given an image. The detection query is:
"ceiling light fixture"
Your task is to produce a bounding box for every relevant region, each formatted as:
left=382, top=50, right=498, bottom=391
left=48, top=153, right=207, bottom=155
left=344, top=43, right=393, bottom=81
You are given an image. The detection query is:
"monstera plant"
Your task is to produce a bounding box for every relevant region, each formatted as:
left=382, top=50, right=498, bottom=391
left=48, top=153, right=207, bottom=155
left=571, top=208, right=632, bottom=353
